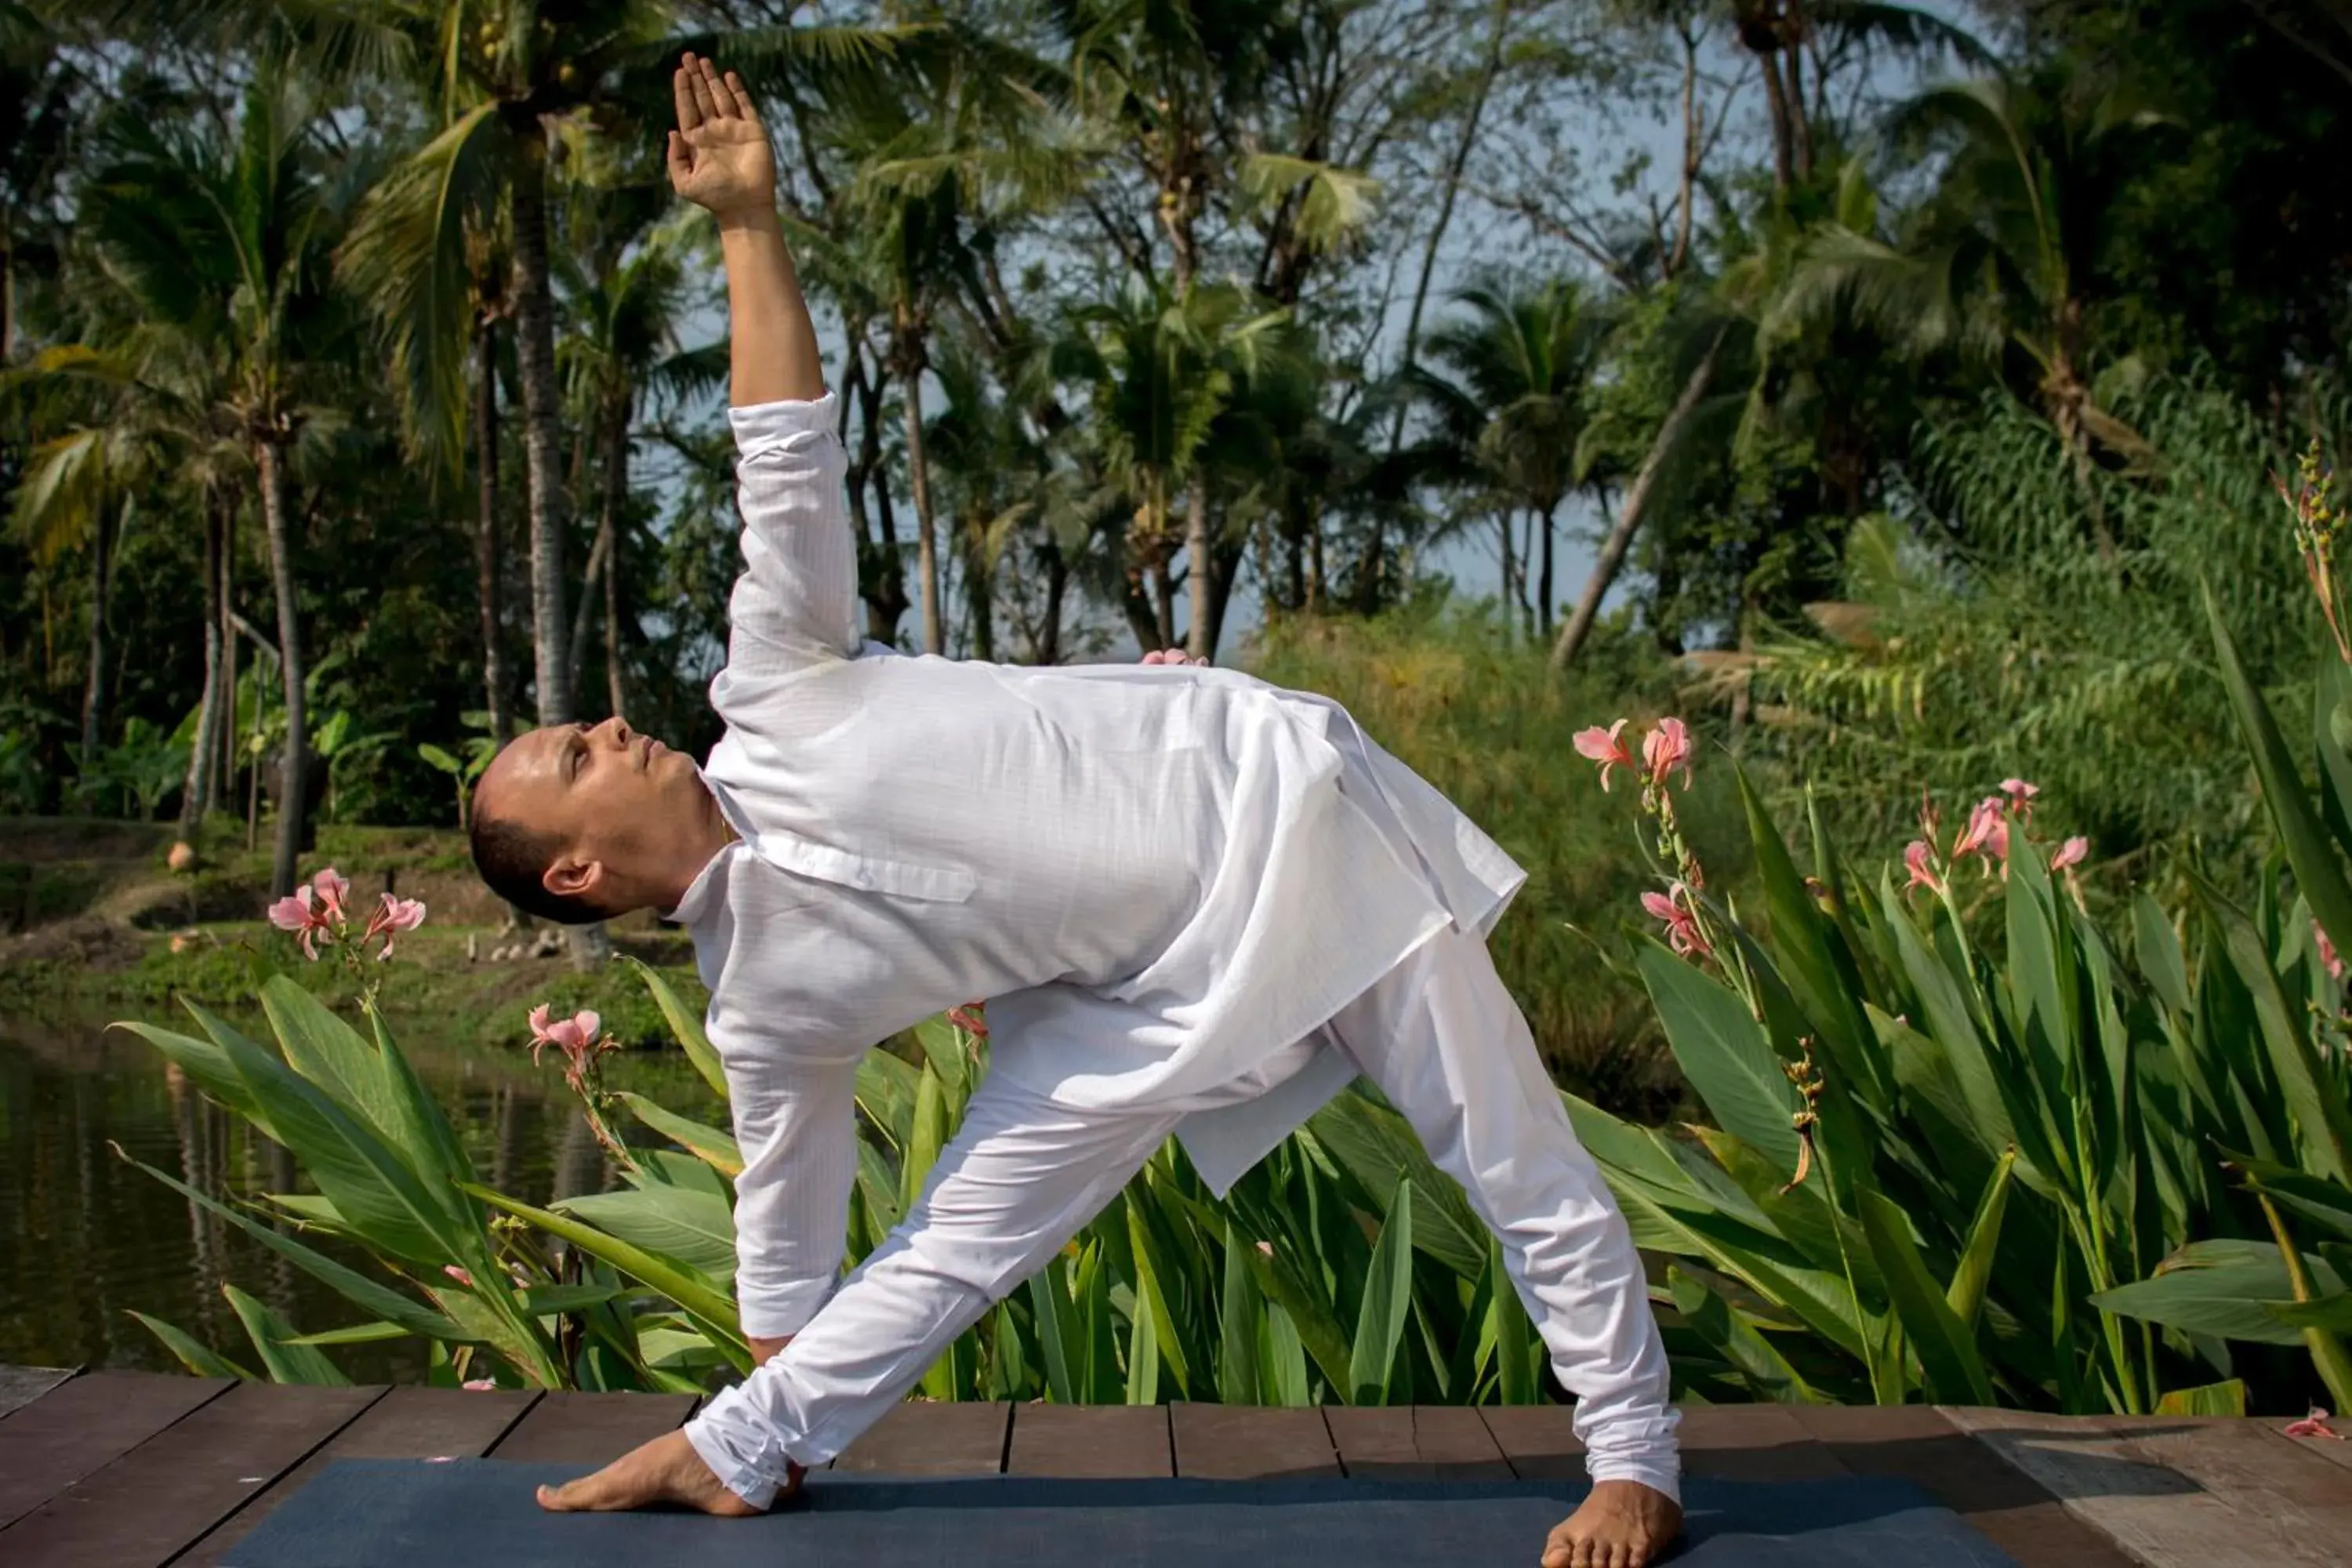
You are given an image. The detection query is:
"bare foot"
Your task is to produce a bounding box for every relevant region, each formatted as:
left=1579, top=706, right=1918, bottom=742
left=1541, top=1479, right=1682, bottom=1567
left=533, top=1429, right=799, bottom=1516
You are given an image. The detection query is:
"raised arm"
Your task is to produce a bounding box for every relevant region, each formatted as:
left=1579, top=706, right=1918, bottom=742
left=669, top=53, right=822, bottom=405
left=670, top=53, right=858, bottom=671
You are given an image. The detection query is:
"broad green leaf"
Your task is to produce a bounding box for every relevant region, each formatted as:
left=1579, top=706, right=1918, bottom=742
left=1347, top=1177, right=1414, bottom=1406
left=1856, top=1189, right=1995, bottom=1405
left=1947, top=1149, right=2018, bottom=1329
left=2133, top=895, right=2193, bottom=1016
left=1737, top=766, right=1886, bottom=1105
left=900, top=1065, right=948, bottom=1214
left=626, top=958, right=728, bottom=1099
left=2200, top=881, right=2352, bottom=1184
left=2092, top=1240, right=2341, bottom=1346
left=113, top=1146, right=463, bottom=1339
left=2262, top=1293, right=2352, bottom=1331
left=1668, top=1265, right=1820, bottom=1404
left=2155, top=1379, right=2249, bottom=1417
left=1219, top=1226, right=1264, bottom=1404
left=912, top=1016, right=970, bottom=1097
left=1028, top=1258, right=1079, bottom=1405
left=1124, top=1290, right=1160, bottom=1403
left=367, top=1004, right=481, bottom=1207
left=1263, top=1301, right=1312, bottom=1406
left=225, top=1283, right=350, bottom=1385
left=1124, top=1197, right=1190, bottom=1396
left=618, top=1093, right=743, bottom=1178
left=113, top=1018, right=270, bottom=1135
left=855, top=1048, right=920, bottom=1154
left=1490, top=1234, right=1537, bottom=1406
left=1638, top=946, right=1804, bottom=1177
left=460, top=1183, right=746, bottom=1350
left=557, top=1185, right=737, bottom=1280
left=2209, top=587, right=2352, bottom=961
left=2234, top=1156, right=2352, bottom=1243
left=127, top=1311, right=255, bottom=1381
left=1308, top=1091, right=1486, bottom=1277
left=279, top=1320, right=413, bottom=1346
left=260, top=978, right=400, bottom=1146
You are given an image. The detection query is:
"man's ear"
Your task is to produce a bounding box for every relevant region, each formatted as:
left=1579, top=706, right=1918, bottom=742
left=544, top=853, right=604, bottom=905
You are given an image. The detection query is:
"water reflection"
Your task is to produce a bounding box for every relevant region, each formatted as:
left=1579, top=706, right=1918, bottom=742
left=0, top=1012, right=724, bottom=1382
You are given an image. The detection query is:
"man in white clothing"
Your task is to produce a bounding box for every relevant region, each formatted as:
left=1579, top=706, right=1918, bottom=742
left=469, top=53, right=1682, bottom=1568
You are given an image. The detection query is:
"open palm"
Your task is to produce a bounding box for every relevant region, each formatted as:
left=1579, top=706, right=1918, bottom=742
left=667, top=53, right=774, bottom=217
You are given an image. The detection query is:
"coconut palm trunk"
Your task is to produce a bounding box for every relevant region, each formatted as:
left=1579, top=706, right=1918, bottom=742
left=568, top=392, right=628, bottom=710
left=895, top=313, right=942, bottom=655
left=1182, top=475, right=1210, bottom=660
left=78, top=499, right=114, bottom=802
left=256, top=439, right=307, bottom=899
left=179, top=499, right=225, bottom=837
left=1552, top=332, right=1723, bottom=671
left=473, top=318, right=512, bottom=745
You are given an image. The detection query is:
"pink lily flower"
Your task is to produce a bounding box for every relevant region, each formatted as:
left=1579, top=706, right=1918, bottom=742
left=1641, top=884, right=1711, bottom=959
left=1952, top=797, right=2010, bottom=868
left=1642, top=717, right=1693, bottom=789
left=443, top=1265, right=475, bottom=1289
left=2317, top=923, right=2345, bottom=982
left=2049, top=837, right=2089, bottom=873
left=310, top=867, right=350, bottom=924
left=461, top=1379, right=497, bottom=1392
left=1572, top=720, right=1639, bottom=792
left=528, top=1004, right=608, bottom=1093
left=364, top=892, right=428, bottom=960
left=1140, top=648, right=1203, bottom=666
left=265, top=885, right=332, bottom=961
left=1904, top=840, right=1944, bottom=895
left=1998, top=779, right=2039, bottom=820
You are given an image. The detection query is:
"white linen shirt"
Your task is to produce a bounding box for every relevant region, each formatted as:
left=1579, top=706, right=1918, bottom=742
left=671, top=394, right=1528, bottom=1338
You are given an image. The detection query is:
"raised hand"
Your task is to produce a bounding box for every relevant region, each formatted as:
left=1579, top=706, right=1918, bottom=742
left=668, top=52, right=775, bottom=221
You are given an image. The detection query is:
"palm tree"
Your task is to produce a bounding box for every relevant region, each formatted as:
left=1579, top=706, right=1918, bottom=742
left=78, top=67, right=346, bottom=895
left=1415, top=276, right=1613, bottom=641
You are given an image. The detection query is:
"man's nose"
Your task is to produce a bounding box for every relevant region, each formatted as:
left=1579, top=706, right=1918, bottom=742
left=593, top=717, right=633, bottom=746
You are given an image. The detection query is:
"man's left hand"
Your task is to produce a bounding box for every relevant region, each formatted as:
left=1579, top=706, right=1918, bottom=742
left=1541, top=1479, right=1681, bottom=1567
left=535, top=1428, right=798, bottom=1516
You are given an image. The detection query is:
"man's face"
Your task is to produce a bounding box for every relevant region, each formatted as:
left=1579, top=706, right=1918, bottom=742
left=477, top=717, right=713, bottom=909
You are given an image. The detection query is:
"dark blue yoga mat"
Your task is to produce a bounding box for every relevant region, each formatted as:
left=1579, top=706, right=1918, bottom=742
left=223, top=1460, right=2021, bottom=1566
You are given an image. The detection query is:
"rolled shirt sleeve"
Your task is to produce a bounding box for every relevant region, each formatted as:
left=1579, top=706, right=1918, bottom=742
left=724, top=394, right=859, bottom=673
left=722, top=1049, right=862, bottom=1339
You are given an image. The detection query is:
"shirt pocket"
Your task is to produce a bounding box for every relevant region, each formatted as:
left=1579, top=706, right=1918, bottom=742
left=748, top=829, right=978, bottom=903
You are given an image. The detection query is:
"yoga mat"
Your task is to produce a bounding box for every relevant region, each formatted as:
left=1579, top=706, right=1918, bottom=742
left=224, top=1460, right=2021, bottom=1567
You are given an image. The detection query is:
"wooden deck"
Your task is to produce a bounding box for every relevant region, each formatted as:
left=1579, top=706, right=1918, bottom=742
left=2, top=1367, right=2348, bottom=1566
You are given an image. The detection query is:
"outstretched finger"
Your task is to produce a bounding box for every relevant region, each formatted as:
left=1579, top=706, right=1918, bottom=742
left=685, top=53, right=720, bottom=122
left=701, top=56, right=742, bottom=119
left=673, top=59, right=702, bottom=131
left=725, top=70, right=760, bottom=127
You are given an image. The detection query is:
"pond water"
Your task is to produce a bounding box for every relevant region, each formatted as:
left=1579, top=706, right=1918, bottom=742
left=0, top=1009, right=727, bottom=1383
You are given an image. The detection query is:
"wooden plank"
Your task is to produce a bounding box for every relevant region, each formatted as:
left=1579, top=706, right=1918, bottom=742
left=0, top=1366, right=74, bottom=1421
left=1170, top=1406, right=1341, bottom=1479
left=0, top=1370, right=232, bottom=1530
left=1004, top=1404, right=1172, bottom=1476
left=1325, top=1406, right=1513, bottom=1479
left=1933, top=1406, right=2241, bottom=1568
left=832, top=1401, right=1008, bottom=1475
left=0, top=1381, right=380, bottom=1568
left=1478, top=1403, right=1584, bottom=1479
left=2267, top=1420, right=2352, bottom=1475
left=487, top=1390, right=698, bottom=1465
left=172, top=1386, right=539, bottom=1566
left=1677, top=1403, right=1850, bottom=1483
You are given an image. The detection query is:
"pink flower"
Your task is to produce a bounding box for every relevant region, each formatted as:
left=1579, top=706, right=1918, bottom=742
left=1140, top=648, right=1203, bottom=666
left=946, top=1003, right=989, bottom=1040
left=2049, top=837, right=2089, bottom=873
left=310, top=867, right=350, bottom=924
left=1641, top=884, right=1711, bottom=959
left=443, top=1265, right=474, bottom=1288
left=2285, top=1407, right=2345, bottom=1440
left=1998, top=779, right=2039, bottom=819
left=364, top=893, right=428, bottom=960
left=1572, top=720, right=1638, bottom=792
left=528, top=1004, right=609, bottom=1093
left=2318, top=923, right=2345, bottom=982
left=1904, top=840, right=1944, bottom=895
left=265, top=885, right=332, bottom=961
left=1952, top=797, right=2009, bottom=868
left=1642, top=717, right=1693, bottom=789
left=461, top=1378, right=496, bottom=1391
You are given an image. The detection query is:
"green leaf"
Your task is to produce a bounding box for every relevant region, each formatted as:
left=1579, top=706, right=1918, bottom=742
left=1637, top=946, right=1804, bottom=1177
left=260, top=978, right=401, bottom=1145
left=1667, top=1266, right=1820, bottom=1404
left=2155, top=1379, right=2248, bottom=1417
left=912, top=1016, right=970, bottom=1097
left=1947, top=1149, right=2017, bottom=1330
left=1307, top=1091, right=1487, bottom=1278
left=1219, top=1225, right=1264, bottom=1404
left=1490, top=1234, right=1537, bottom=1406
left=1736, top=766, right=1886, bottom=1105
left=2262, top=1293, right=2352, bottom=1331
left=1347, top=1177, right=1414, bottom=1406
left=2092, top=1240, right=2337, bottom=1346
left=855, top=1048, right=920, bottom=1154
left=1856, top=1188, right=1995, bottom=1405
left=2199, top=880, right=2352, bottom=1184
left=459, top=1183, right=746, bottom=1353
left=626, top=959, right=727, bottom=1100
left=224, top=1284, right=350, bottom=1385
left=617, top=1093, right=743, bottom=1178
left=126, top=1311, right=255, bottom=1381
left=555, top=1185, right=737, bottom=1282
left=278, top=1320, right=414, bottom=1347
left=2208, top=586, right=2352, bottom=963
left=1123, top=1185, right=1191, bottom=1396
left=2133, top=895, right=2193, bottom=1016
left=112, top=1145, right=463, bottom=1339
left=112, top=1017, right=270, bottom=1135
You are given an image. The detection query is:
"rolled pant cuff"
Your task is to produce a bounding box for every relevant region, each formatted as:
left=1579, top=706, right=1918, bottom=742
left=684, top=1388, right=800, bottom=1511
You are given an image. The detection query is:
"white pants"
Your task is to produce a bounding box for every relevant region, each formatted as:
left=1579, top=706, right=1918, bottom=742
left=683, top=923, right=1680, bottom=1505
